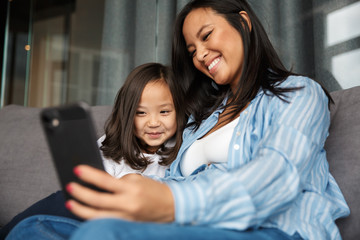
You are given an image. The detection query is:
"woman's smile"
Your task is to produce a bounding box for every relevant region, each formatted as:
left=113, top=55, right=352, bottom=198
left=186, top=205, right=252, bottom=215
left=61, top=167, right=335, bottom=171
left=207, top=56, right=221, bottom=74
left=183, top=8, right=248, bottom=91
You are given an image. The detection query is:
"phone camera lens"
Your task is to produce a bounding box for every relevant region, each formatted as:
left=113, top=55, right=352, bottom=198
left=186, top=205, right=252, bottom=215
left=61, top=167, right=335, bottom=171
left=52, top=118, right=60, bottom=127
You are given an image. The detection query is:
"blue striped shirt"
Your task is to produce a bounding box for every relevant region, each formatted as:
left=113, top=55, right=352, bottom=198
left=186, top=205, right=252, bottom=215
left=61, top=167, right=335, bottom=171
left=160, top=76, right=349, bottom=239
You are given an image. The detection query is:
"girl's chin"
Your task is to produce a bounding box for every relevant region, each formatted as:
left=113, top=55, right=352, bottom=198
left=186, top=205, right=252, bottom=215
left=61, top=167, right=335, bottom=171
left=144, top=145, right=161, bottom=154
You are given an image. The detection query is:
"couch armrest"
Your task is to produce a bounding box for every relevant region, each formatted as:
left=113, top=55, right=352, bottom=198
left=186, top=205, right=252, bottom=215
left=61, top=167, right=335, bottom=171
left=326, top=86, right=360, bottom=240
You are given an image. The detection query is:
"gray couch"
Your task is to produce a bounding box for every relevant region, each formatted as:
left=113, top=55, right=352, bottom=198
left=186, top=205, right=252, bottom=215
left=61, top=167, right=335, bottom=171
left=0, top=86, right=359, bottom=239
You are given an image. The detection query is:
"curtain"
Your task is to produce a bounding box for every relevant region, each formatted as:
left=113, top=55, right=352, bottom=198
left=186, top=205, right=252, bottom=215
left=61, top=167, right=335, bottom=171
left=95, top=0, right=359, bottom=104
left=251, top=0, right=359, bottom=91
left=96, top=0, right=189, bottom=104
left=2, top=0, right=358, bottom=107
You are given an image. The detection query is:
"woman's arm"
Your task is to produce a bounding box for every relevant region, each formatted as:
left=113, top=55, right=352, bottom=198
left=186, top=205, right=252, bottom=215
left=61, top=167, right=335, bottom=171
left=66, top=166, right=175, bottom=222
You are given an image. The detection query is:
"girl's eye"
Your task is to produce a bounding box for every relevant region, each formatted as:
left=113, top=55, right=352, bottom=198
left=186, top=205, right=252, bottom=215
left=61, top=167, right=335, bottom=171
left=136, top=111, right=146, bottom=116
left=160, top=110, right=171, bottom=115
left=189, top=50, right=196, bottom=58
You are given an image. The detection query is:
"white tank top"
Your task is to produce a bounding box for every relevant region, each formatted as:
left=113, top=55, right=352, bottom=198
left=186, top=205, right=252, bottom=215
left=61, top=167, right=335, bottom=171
left=180, top=117, right=239, bottom=177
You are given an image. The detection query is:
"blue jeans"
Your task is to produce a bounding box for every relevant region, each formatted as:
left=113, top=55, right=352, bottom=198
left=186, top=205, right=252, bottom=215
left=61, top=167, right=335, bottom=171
left=0, top=191, right=81, bottom=240
left=6, top=215, right=302, bottom=240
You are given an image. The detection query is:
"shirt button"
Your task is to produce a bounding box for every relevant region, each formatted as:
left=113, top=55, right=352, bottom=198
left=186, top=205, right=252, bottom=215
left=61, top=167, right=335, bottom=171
left=236, top=131, right=241, bottom=136
left=243, top=111, right=248, bottom=114
left=234, top=144, right=240, bottom=150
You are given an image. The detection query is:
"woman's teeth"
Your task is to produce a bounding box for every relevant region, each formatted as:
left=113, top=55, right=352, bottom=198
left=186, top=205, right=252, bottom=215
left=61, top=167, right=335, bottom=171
left=208, top=58, right=220, bottom=71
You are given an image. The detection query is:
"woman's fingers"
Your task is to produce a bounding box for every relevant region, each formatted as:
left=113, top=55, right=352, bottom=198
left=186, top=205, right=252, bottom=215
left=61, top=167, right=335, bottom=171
left=66, top=182, right=118, bottom=210
left=72, top=165, right=121, bottom=193
left=66, top=199, right=131, bottom=220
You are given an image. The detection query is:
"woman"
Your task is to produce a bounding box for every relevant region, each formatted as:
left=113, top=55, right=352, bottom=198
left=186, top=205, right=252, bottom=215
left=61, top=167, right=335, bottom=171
left=6, top=1, right=349, bottom=240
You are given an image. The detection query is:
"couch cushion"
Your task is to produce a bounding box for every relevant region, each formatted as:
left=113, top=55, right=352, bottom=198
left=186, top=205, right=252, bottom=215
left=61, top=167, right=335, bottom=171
left=0, top=104, right=112, bottom=226
left=326, top=86, right=360, bottom=240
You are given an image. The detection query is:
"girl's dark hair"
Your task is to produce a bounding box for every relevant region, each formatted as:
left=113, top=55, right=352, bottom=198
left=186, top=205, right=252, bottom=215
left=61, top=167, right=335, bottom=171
left=100, top=63, right=186, bottom=170
left=172, top=0, right=332, bottom=129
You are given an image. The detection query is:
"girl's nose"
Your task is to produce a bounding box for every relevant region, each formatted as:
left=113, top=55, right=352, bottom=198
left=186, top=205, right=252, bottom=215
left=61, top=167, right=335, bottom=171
left=147, top=116, right=160, bottom=127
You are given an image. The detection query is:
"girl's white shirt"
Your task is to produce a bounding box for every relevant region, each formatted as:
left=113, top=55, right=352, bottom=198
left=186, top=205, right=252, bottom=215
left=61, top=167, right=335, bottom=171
left=97, top=135, right=169, bottom=178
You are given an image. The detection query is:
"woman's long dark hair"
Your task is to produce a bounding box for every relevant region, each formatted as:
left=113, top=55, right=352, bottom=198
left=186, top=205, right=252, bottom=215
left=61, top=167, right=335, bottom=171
left=172, top=0, right=332, bottom=130
left=100, top=63, right=186, bottom=170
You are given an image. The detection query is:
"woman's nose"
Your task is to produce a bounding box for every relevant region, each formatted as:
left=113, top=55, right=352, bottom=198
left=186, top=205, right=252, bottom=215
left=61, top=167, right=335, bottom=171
left=196, top=46, right=208, bottom=62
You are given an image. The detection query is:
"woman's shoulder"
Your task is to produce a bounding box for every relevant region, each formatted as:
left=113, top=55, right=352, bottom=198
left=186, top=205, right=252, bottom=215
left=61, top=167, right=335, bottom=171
left=276, top=75, right=326, bottom=99
left=279, top=75, right=319, bottom=89
left=259, top=75, right=329, bottom=112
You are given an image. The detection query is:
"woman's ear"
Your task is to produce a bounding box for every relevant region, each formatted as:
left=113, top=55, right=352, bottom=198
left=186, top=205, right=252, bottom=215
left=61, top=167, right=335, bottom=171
left=239, top=11, right=252, bottom=32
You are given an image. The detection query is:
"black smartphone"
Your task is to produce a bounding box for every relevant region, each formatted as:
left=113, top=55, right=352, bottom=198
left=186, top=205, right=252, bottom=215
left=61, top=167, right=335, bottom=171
left=40, top=102, right=106, bottom=200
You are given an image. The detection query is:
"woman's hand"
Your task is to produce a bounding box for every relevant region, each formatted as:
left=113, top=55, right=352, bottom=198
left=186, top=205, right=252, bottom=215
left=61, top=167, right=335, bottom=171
left=65, top=165, right=175, bottom=222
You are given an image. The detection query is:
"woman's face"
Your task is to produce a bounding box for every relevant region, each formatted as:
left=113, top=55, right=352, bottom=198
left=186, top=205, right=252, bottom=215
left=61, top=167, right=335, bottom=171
left=183, top=8, right=248, bottom=91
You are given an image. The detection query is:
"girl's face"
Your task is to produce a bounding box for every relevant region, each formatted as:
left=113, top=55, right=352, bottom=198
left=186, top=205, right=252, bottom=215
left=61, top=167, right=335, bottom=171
left=134, top=79, right=177, bottom=153
left=183, top=8, right=248, bottom=91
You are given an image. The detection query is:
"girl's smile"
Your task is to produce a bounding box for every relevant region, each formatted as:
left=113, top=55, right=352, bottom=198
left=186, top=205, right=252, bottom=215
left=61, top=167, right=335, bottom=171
left=146, top=132, right=163, bottom=139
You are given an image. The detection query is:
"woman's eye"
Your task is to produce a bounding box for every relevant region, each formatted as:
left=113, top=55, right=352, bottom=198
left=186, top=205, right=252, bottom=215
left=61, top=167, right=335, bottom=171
left=202, top=31, right=212, bottom=41
left=189, top=50, right=196, bottom=58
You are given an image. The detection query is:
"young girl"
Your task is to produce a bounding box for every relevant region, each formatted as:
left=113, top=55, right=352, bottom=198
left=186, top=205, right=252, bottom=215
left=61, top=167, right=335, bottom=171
left=0, top=62, right=186, bottom=239
left=99, top=62, right=185, bottom=178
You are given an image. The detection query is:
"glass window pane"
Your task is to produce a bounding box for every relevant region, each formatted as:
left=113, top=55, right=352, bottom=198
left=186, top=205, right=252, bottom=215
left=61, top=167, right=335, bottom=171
left=326, top=1, right=360, bottom=46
